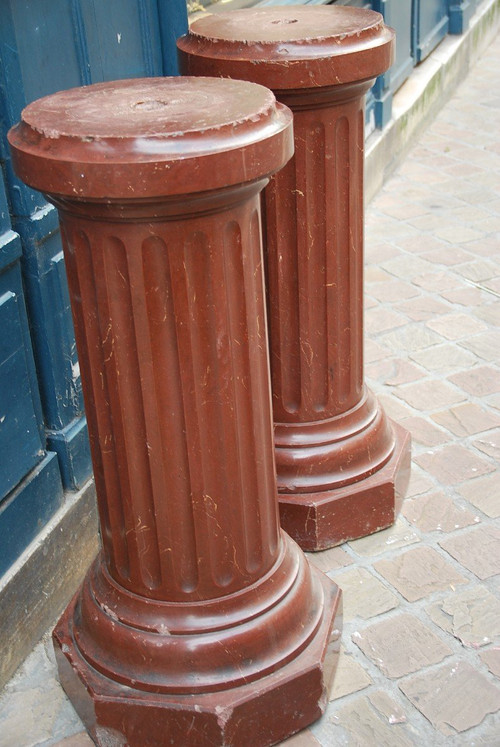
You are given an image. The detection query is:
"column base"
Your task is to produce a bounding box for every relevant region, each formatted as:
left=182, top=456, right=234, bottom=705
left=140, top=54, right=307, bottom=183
left=278, top=422, right=411, bottom=551
left=53, top=550, right=342, bottom=746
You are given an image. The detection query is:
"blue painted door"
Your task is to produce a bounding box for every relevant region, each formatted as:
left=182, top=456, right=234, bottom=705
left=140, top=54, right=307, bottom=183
left=0, top=0, right=187, bottom=573
left=371, top=0, right=414, bottom=127
left=414, top=0, right=449, bottom=61
left=448, top=0, right=477, bottom=33
left=0, top=164, right=64, bottom=575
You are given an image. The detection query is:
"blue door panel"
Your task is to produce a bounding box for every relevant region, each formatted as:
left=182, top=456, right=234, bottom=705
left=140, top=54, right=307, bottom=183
left=0, top=282, right=43, bottom=500
left=16, top=224, right=84, bottom=430
left=371, top=0, right=414, bottom=127
left=415, top=0, right=449, bottom=61
left=448, top=1, right=475, bottom=33
left=0, top=166, right=63, bottom=560
left=47, top=414, right=91, bottom=491
left=0, top=0, right=188, bottom=496
left=0, top=1, right=86, bottom=218
left=79, top=0, right=163, bottom=81
left=0, top=451, right=63, bottom=577
left=380, top=0, right=414, bottom=93
left=9, top=1, right=87, bottom=103
left=0, top=176, right=44, bottom=441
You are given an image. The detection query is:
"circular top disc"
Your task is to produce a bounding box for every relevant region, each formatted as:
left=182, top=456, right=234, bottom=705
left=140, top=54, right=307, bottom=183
left=178, top=7, right=395, bottom=90
left=8, top=76, right=293, bottom=200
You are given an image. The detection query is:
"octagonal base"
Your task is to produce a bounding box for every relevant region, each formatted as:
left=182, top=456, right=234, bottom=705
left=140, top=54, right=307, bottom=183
left=53, top=568, right=342, bottom=747
left=279, top=422, right=411, bottom=551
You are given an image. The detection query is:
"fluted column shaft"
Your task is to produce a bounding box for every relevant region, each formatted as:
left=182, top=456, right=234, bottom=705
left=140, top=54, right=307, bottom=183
left=265, top=87, right=366, bottom=423
left=61, top=193, right=278, bottom=602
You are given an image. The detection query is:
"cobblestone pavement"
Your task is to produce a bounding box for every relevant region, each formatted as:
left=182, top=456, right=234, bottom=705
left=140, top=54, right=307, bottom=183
left=1, top=25, right=500, bottom=747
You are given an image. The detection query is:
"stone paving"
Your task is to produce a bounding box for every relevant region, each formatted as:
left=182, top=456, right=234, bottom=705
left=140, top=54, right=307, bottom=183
left=1, top=22, right=500, bottom=747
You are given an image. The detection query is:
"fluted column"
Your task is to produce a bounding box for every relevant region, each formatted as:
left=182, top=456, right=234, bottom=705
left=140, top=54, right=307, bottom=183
left=61, top=201, right=279, bottom=602
left=267, top=92, right=366, bottom=423
left=266, top=87, right=396, bottom=496
left=9, top=77, right=341, bottom=746
left=178, top=6, right=412, bottom=551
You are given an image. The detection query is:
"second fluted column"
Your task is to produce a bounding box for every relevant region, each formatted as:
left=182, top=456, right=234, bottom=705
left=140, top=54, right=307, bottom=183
left=178, top=6, right=411, bottom=551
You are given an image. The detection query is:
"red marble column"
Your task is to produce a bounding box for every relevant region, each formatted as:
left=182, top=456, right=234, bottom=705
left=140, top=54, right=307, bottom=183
left=9, top=77, right=341, bottom=746
left=178, top=7, right=411, bottom=551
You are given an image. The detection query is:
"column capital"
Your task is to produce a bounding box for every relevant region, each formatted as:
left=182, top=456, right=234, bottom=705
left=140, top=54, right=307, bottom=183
left=9, top=76, right=293, bottom=200
left=178, top=6, right=394, bottom=91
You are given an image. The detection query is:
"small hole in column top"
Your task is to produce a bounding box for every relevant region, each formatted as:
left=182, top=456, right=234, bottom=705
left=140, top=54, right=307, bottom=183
left=270, top=18, right=299, bottom=24
left=132, top=100, right=171, bottom=111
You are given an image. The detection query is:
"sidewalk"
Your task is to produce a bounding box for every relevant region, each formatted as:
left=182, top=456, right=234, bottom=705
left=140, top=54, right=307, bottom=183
left=1, top=24, right=500, bottom=747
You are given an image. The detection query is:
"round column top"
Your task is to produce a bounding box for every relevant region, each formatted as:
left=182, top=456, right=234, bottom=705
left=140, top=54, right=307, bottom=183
left=178, top=7, right=395, bottom=91
left=8, top=76, right=293, bottom=200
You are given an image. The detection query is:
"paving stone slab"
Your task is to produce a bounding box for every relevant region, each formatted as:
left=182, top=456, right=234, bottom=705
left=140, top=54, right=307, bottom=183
left=412, top=270, right=464, bottom=293
left=378, top=325, right=445, bottom=354
left=376, top=393, right=414, bottom=421
left=395, top=233, right=451, bottom=255
left=326, top=695, right=417, bottom=747
left=365, top=358, right=425, bottom=387
left=52, top=735, right=94, bottom=747
left=426, top=586, right=500, bottom=648
left=431, top=403, right=500, bottom=437
left=475, top=301, right=500, bottom=327
left=406, top=469, right=435, bottom=498
left=329, top=647, right=372, bottom=701
left=306, top=546, right=352, bottom=575
left=348, top=518, right=420, bottom=558
left=365, top=308, right=409, bottom=335
left=453, top=259, right=500, bottom=282
left=425, top=313, right=488, bottom=340
left=399, top=661, right=500, bottom=736
left=281, top=730, right=322, bottom=747
left=380, top=255, right=435, bottom=280
left=441, top=286, right=491, bottom=306
left=332, top=567, right=399, bottom=622
left=461, top=331, right=500, bottom=363
left=0, top=679, right=82, bottom=747
left=395, top=380, right=467, bottom=411
left=473, top=429, right=500, bottom=458
left=394, top=296, right=450, bottom=322
left=420, top=246, right=473, bottom=267
left=458, top=472, right=500, bottom=518
left=365, top=241, right=399, bottom=263
left=415, top=445, right=495, bottom=485
left=401, top=491, right=478, bottom=533
left=480, top=648, right=500, bottom=678
left=439, top=526, right=500, bottom=580
left=410, top=344, right=479, bottom=373
left=352, top=613, right=452, bottom=678
left=448, top=366, right=500, bottom=396
left=399, top=416, right=448, bottom=447
left=365, top=266, right=394, bottom=284
left=374, top=546, right=469, bottom=602
left=367, top=280, right=420, bottom=303
left=365, top=338, right=392, bottom=363
left=368, top=691, right=407, bottom=725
